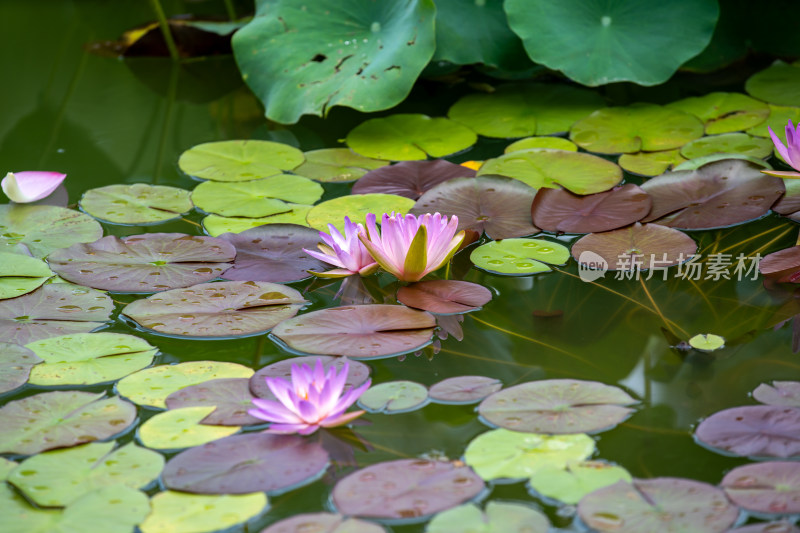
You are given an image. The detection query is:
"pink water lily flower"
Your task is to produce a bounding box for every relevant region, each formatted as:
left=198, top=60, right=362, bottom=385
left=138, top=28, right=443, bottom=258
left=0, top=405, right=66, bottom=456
left=249, top=359, right=370, bottom=435
left=304, top=216, right=378, bottom=278
left=359, top=212, right=465, bottom=282
left=1, top=171, right=67, bottom=203
left=763, top=120, right=800, bottom=178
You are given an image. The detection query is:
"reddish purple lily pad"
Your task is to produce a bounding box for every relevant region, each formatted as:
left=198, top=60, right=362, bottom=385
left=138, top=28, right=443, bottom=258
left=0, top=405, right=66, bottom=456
left=753, top=382, right=800, bottom=407
left=47, top=233, right=236, bottom=293
left=409, top=176, right=539, bottom=239
left=759, top=248, right=800, bottom=283
left=331, top=459, right=485, bottom=521
left=162, top=433, right=329, bottom=495
left=728, top=522, right=800, bottom=533
left=0, top=342, right=42, bottom=394
left=0, top=284, right=114, bottom=345
left=165, top=378, right=261, bottom=426
left=218, top=224, right=326, bottom=284
left=429, top=376, right=503, bottom=404
left=695, top=405, right=800, bottom=458
left=396, top=280, right=492, bottom=314
left=531, top=184, right=652, bottom=234
left=722, top=462, right=800, bottom=516
left=478, top=379, right=637, bottom=434
left=641, top=159, right=785, bottom=229
left=351, top=160, right=476, bottom=200
left=270, top=305, right=436, bottom=359
left=261, top=513, right=387, bottom=533
left=250, top=355, right=370, bottom=401
left=577, top=478, right=739, bottom=533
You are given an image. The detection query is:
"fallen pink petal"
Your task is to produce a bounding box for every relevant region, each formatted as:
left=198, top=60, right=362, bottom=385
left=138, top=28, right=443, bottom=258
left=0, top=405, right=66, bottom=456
left=1, top=171, right=67, bottom=203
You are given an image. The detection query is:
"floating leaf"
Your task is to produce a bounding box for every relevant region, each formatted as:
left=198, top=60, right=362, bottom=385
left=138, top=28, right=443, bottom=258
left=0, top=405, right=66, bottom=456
left=527, top=461, right=632, bottom=505
left=666, top=92, right=770, bottom=134
left=0, top=457, right=16, bottom=480
left=722, top=462, right=800, bottom=515
left=0, top=252, right=52, bottom=300
left=618, top=149, right=686, bottom=177
left=358, top=380, right=428, bottom=413
left=79, top=184, right=193, bottom=225
left=202, top=205, right=313, bottom=236
left=306, top=193, right=415, bottom=232
left=464, top=428, right=595, bottom=481
left=346, top=114, right=477, bottom=161
left=162, top=433, right=329, bottom=494
left=178, top=140, right=304, bottom=182
left=352, top=160, right=475, bottom=199
left=753, top=382, right=800, bottom=407
left=674, top=153, right=772, bottom=172
left=26, top=332, right=157, bottom=386
left=688, top=334, right=725, bottom=352
left=470, top=238, right=570, bottom=276
left=746, top=62, right=800, bottom=107
left=0, top=342, right=41, bottom=394
left=122, top=280, right=306, bottom=338
left=138, top=406, right=239, bottom=450
left=679, top=133, right=773, bottom=160
left=165, top=378, right=260, bottom=426
left=478, top=379, right=636, bottom=434
left=331, top=458, right=485, bottom=521
left=0, top=205, right=103, bottom=258
left=747, top=104, right=800, bottom=139
left=396, top=280, right=492, bottom=314
left=139, top=490, right=268, bottom=533
left=0, top=391, right=136, bottom=455
left=505, top=136, right=578, bottom=153
left=292, top=148, right=389, bottom=183
left=728, top=522, right=800, bottom=533
left=262, top=513, right=387, bottom=533
left=250, top=355, right=371, bottom=400
left=428, top=376, right=503, bottom=405
left=758, top=246, right=800, bottom=283
left=426, top=501, right=550, bottom=533
left=695, top=405, right=800, bottom=458
left=191, top=175, right=322, bottom=217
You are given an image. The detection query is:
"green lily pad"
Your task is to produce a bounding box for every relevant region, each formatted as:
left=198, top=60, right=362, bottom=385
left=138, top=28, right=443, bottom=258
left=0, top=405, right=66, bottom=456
left=0, top=457, right=16, bottom=480
left=527, top=461, right=632, bottom=505
left=0, top=252, right=52, bottom=300
left=470, top=238, right=570, bottom=276
left=8, top=441, right=163, bottom=506
left=478, top=149, right=622, bottom=194
left=673, top=153, right=772, bottom=172
left=448, top=84, right=604, bottom=138
left=116, top=360, right=254, bottom=409
left=138, top=406, right=239, bottom=450
left=292, top=148, right=389, bottom=183
left=618, top=149, right=687, bottom=177
left=139, top=490, right=268, bottom=533
left=358, top=380, right=428, bottom=413
left=191, top=175, right=323, bottom=217
left=505, top=136, right=578, bottom=153
left=0, top=342, right=41, bottom=394
left=688, top=333, right=725, bottom=352
left=464, top=428, right=595, bottom=481
left=0, top=391, right=136, bottom=455
left=747, top=104, right=800, bottom=139
left=178, top=140, right=304, bottom=182
left=202, top=205, right=313, bottom=236
left=232, top=0, right=436, bottom=124
left=505, top=0, right=718, bottom=86
left=666, top=92, right=770, bottom=134
left=25, top=332, right=157, bottom=386
left=346, top=114, right=477, bottom=161
left=746, top=62, right=800, bottom=107
left=306, top=193, right=415, bottom=231
left=262, top=513, right=387, bottom=533
left=426, top=501, right=550, bottom=533
left=79, top=184, right=193, bottom=225
left=679, top=133, right=773, bottom=160
left=0, top=205, right=103, bottom=258
left=570, top=104, right=705, bottom=154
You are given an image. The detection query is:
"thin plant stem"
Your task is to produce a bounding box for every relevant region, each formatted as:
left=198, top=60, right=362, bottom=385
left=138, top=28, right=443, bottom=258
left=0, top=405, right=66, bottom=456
left=223, top=0, right=237, bottom=20
left=149, top=0, right=180, bottom=61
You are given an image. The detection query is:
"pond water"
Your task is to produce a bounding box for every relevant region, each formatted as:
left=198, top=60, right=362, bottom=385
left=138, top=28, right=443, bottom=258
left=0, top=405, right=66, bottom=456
left=3, top=1, right=800, bottom=532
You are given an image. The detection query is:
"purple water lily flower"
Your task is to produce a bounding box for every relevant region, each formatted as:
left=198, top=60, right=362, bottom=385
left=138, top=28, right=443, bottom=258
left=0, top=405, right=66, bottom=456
left=304, top=216, right=378, bottom=278
left=1, top=171, right=66, bottom=203
left=764, top=120, right=800, bottom=178
left=249, top=359, right=370, bottom=435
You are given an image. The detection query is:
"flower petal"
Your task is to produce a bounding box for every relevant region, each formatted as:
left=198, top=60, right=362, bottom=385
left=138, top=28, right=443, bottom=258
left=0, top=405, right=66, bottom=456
left=2, top=171, right=66, bottom=203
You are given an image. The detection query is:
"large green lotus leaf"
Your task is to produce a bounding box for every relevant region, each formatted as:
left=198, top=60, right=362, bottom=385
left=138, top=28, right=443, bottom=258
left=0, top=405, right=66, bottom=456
left=470, top=238, right=570, bottom=276
left=121, top=280, right=306, bottom=339
left=232, top=1, right=436, bottom=124
left=0, top=342, right=41, bottom=394
left=0, top=252, right=52, bottom=300
left=396, top=280, right=493, bottom=314
left=694, top=405, right=800, bottom=458
left=47, top=233, right=236, bottom=293
left=202, top=205, right=313, bottom=236
left=249, top=355, right=371, bottom=401
left=292, top=148, right=389, bottom=183
left=578, top=478, right=739, bottom=533
left=721, top=461, right=800, bottom=515
left=262, top=513, right=387, bottom=533
left=0, top=391, right=136, bottom=455
left=464, top=428, right=595, bottom=481
left=358, top=380, right=429, bottom=413
left=138, top=406, right=239, bottom=450
left=178, top=140, right=304, bottom=182
left=0, top=205, right=103, bottom=258
left=192, top=175, right=323, bottom=217
left=140, top=491, right=267, bottom=533
left=162, top=433, right=329, bottom=494
left=747, top=104, right=800, bottom=139
left=26, top=332, right=157, bottom=386
left=79, top=184, right=193, bottom=225
left=478, top=149, right=622, bottom=194
left=165, top=378, right=260, bottom=426
left=428, top=376, right=503, bottom=405
left=0, top=284, right=113, bottom=345
left=666, top=92, right=769, bottom=135
left=505, top=0, right=718, bottom=86
left=306, top=193, right=415, bottom=232
left=505, top=136, right=578, bottom=153
left=426, top=501, right=550, bottom=533
left=346, top=114, right=477, bottom=161
left=527, top=461, right=632, bottom=505
left=746, top=62, right=800, bottom=107
left=448, top=84, right=604, bottom=138
left=618, top=149, right=686, bottom=177
left=352, top=160, right=476, bottom=200
left=570, top=104, right=705, bottom=154
left=271, top=304, right=436, bottom=359
left=8, top=441, right=163, bottom=506
left=117, top=360, right=254, bottom=409
left=679, top=133, right=773, bottom=160
left=753, top=381, right=800, bottom=407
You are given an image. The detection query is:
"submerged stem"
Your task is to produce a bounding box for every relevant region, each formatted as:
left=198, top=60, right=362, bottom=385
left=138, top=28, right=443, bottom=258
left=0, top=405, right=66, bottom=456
left=148, top=0, right=180, bottom=61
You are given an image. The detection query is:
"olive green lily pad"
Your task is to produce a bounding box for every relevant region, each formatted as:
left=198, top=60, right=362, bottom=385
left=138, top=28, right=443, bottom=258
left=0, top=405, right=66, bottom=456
left=666, top=92, right=769, bottom=135
left=570, top=104, right=705, bottom=154
left=618, top=149, right=686, bottom=177
left=688, top=333, right=725, bottom=352
left=747, top=105, right=800, bottom=139
left=116, top=360, right=254, bottom=409
left=426, top=501, right=550, bottom=533
left=202, top=205, right=313, bottom=236
left=79, top=184, right=193, bottom=225
left=26, top=332, right=157, bottom=386
left=0, top=342, right=41, bottom=394
left=448, top=84, right=604, bottom=138
left=679, top=133, right=773, bottom=160
left=0, top=457, right=16, bottom=480
left=191, top=175, right=323, bottom=217
left=8, top=441, right=163, bottom=506
left=346, top=114, right=477, bottom=161
left=673, top=153, right=771, bottom=172
left=306, top=193, right=415, bottom=231
left=0, top=204, right=103, bottom=258
left=262, top=513, right=387, bottom=533
left=464, top=428, right=595, bottom=481
left=357, top=380, right=428, bottom=413
left=505, top=136, right=578, bottom=153
left=527, top=461, right=632, bottom=505
left=178, top=140, right=304, bottom=182
left=0, top=252, right=52, bottom=300
left=470, top=238, right=570, bottom=275
left=746, top=62, right=800, bottom=107
left=139, top=490, right=268, bottom=533
left=138, top=406, right=240, bottom=450
left=478, top=149, right=622, bottom=194
left=292, top=148, right=390, bottom=183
